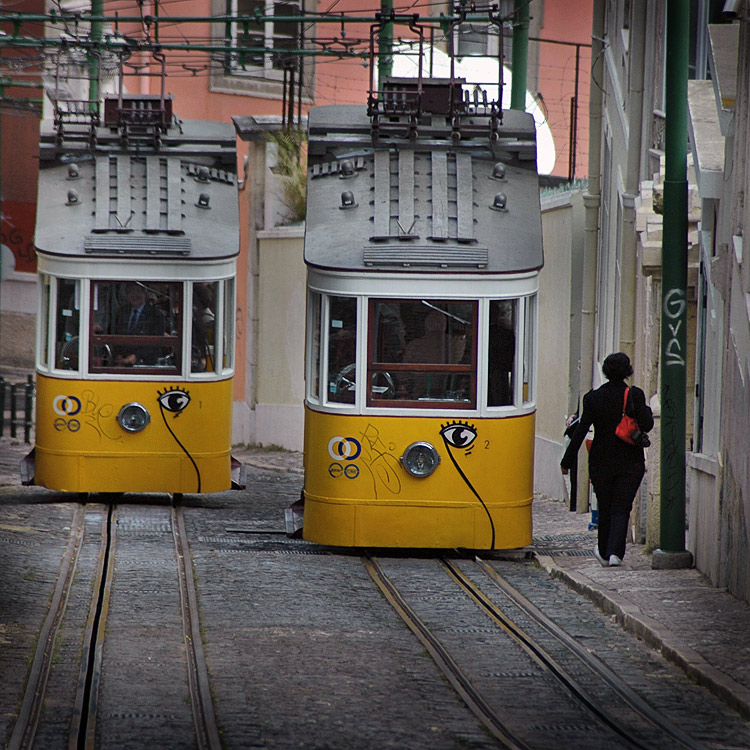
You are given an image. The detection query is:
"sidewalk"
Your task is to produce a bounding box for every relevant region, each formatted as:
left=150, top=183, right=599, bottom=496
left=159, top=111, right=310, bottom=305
left=532, top=493, right=750, bottom=720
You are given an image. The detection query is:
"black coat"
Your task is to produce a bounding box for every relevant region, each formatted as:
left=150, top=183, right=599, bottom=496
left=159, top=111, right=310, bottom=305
left=113, top=303, right=166, bottom=364
left=561, top=380, right=654, bottom=472
left=114, top=303, right=166, bottom=337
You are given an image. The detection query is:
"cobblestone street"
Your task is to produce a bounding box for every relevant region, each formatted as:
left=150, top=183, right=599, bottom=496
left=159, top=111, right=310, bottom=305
left=2, top=436, right=750, bottom=749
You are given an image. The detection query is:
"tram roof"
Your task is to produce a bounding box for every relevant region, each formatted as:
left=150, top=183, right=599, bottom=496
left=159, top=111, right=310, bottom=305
left=34, top=118, right=240, bottom=262
left=304, top=104, right=543, bottom=275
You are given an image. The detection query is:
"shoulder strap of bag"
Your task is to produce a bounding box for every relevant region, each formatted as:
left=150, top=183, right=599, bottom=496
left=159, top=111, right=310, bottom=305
left=622, top=386, right=630, bottom=416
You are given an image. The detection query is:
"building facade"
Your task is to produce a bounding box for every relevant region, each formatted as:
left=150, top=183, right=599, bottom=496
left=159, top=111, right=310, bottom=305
left=556, top=0, right=750, bottom=603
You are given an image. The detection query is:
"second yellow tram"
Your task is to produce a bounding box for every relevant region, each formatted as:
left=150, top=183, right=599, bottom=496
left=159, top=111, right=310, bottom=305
left=299, top=76, right=543, bottom=549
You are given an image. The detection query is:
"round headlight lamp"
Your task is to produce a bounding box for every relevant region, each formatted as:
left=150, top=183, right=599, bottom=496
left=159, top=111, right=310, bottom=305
left=400, top=441, right=440, bottom=478
left=117, top=402, right=151, bottom=433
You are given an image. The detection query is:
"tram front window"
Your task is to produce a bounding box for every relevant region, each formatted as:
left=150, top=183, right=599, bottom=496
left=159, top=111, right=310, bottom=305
left=368, top=300, right=476, bottom=407
left=89, top=281, right=182, bottom=373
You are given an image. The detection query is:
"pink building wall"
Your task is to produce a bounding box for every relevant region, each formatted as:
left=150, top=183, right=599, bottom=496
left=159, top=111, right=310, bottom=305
left=535, top=0, right=592, bottom=179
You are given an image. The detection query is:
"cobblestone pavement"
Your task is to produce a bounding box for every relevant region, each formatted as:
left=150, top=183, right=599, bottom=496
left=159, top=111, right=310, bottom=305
left=228, top=441, right=750, bottom=724
left=2, top=435, right=750, bottom=746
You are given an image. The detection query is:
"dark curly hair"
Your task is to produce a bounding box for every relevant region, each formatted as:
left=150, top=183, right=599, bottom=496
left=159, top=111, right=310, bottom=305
left=602, top=352, right=633, bottom=381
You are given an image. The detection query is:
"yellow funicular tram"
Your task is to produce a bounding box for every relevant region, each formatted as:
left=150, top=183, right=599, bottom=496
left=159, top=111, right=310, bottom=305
left=298, top=39, right=544, bottom=549
left=23, top=90, right=243, bottom=496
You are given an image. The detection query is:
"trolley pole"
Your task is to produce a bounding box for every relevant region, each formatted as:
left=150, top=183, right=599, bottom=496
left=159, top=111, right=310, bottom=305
left=378, top=0, right=393, bottom=84
left=510, top=0, right=529, bottom=111
left=653, top=0, right=693, bottom=570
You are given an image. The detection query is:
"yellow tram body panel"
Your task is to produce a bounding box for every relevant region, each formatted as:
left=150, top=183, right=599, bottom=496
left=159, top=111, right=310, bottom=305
left=302, top=408, right=535, bottom=549
left=34, top=374, right=233, bottom=494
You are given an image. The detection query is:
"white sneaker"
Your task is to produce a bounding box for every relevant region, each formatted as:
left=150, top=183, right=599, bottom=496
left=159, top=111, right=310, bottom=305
left=594, top=547, right=608, bottom=567
left=608, top=555, right=622, bottom=567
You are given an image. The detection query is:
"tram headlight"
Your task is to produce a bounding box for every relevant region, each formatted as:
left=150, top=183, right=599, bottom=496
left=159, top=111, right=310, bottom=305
left=117, top=402, right=151, bottom=433
left=400, top=441, right=440, bottom=478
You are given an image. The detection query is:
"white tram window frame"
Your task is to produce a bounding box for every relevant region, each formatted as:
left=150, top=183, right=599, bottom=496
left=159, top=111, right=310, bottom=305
left=37, top=274, right=52, bottom=371
left=85, top=280, right=183, bottom=376
left=366, top=298, right=477, bottom=409
left=221, top=277, right=236, bottom=375
left=48, top=277, right=84, bottom=376
left=486, top=298, right=518, bottom=409
left=190, top=281, right=220, bottom=377
left=320, top=293, right=359, bottom=410
left=306, top=290, right=322, bottom=404
left=522, top=294, right=538, bottom=406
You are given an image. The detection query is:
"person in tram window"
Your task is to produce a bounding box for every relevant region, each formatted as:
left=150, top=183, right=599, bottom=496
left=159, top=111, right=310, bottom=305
left=488, top=301, right=515, bottom=406
left=114, top=282, right=166, bottom=366
left=560, top=352, right=653, bottom=567
left=191, top=284, right=215, bottom=372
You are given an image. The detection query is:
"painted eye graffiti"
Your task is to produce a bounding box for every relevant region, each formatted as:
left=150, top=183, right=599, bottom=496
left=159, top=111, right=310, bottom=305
left=157, top=388, right=191, bottom=415
left=440, top=421, right=478, bottom=450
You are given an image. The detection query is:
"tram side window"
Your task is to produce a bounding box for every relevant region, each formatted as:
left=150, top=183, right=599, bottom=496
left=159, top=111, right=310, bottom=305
left=89, top=281, right=182, bottom=373
left=487, top=300, right=517, bottom=406
left=307, top=292, right=321, bottom=401
left=39, top=275, right=51, bottom=369
left=55, top=279, right=81, bottom=370
left=222, top=278, right=236, bottom=372
left=522, top=295, right=537, bottom=405
left=368, top=300, right=476, bottom=407
left=192, top=281, right=217, bottom=373
left=327, top=296, right=357, bottom=404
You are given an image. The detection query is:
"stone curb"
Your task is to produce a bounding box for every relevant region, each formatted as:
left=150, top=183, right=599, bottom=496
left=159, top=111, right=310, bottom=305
left=239, top=457, right=304, bottom=475
left=535, top=553, right=750, bottom=721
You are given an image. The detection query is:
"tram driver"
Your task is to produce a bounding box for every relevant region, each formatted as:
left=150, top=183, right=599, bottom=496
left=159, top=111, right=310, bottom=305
left=114, top=282, right=167, bottom=366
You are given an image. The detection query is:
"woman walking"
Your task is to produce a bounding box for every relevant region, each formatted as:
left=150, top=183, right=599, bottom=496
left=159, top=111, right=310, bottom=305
left=561, top=353, right=654, bottom=567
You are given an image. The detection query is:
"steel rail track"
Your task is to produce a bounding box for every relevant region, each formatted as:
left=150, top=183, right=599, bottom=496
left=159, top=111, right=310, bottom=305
left=69, top=505, right=116, bottom=750
left=7, top=504, right=87, bottom=750
left=9, top=501, right=220, bottom=750
left=172, top=505, right=222, bottom=750
left=362, top=554, right=533, bottom=750
left=447, top=557, right=707, bottom=750
left=471, top=557, right=707, bottom=749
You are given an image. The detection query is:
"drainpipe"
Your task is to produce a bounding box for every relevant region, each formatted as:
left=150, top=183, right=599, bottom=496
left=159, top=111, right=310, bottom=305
left=574, top=0, right=605, bottom=513
left=510, top=0, right=529, bottom=110
left=653, top=0, right=693, bottom=569
left=619, top=0, right=646, bottom=356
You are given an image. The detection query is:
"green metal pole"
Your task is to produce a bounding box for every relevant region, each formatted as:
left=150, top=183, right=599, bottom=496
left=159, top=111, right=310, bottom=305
left=653, top=0, right=693, bottom=569
left=378, top=0, right=393, bottom=84
left=88, top=0, right=103, bottom=111
left=510, top=0, right=529, bottom=110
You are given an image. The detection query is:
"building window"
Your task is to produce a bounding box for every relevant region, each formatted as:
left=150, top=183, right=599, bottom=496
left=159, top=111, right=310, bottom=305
left=213, top=0, right=312, bottom=99
left=230, top=1, right=299, bottom=75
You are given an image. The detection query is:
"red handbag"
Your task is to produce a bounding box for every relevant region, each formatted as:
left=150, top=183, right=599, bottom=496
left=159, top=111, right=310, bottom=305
left=615, top=387, right=640, bottom=445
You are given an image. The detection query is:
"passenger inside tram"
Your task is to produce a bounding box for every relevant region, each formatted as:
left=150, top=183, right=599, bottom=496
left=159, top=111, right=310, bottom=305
left=401, top=309, right=467, bottom=400
left=191, top=283, right=216, bottom=373
left=487, top=300, right=516, bottom=406
left=113, top=282, right=167, bottom=366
